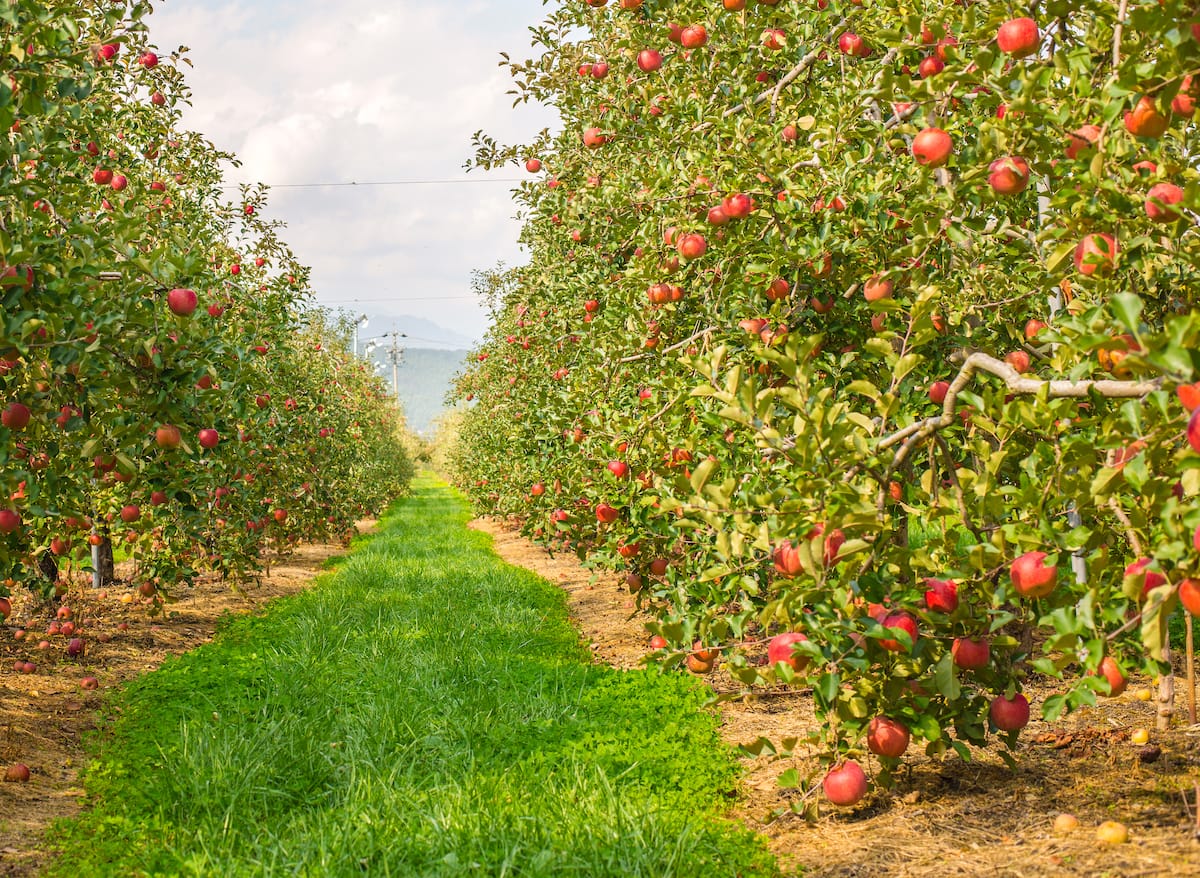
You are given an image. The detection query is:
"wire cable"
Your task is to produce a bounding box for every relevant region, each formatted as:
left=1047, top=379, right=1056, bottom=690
left=219, top=177, right=524, bottom=190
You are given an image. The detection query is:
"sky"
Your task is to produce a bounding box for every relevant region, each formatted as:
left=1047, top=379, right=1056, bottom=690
left=149, top=0, right=558, bottom=349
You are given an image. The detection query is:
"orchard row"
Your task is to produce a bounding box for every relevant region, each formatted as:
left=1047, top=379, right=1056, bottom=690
left=0, top=2, right=412, bottom=616
left=450, top=0, right=1200, bottom=810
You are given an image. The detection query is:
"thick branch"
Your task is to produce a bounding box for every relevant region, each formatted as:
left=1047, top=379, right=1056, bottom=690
left=879, top=352, right=1162, bottom=452
left=1113, top=0, right=1129, bottom=68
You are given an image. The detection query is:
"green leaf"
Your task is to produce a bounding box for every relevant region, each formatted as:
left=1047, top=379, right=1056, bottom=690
left=1110, top=293, right=1143, bottom=333
left=933, top=652, right=961, bottom=700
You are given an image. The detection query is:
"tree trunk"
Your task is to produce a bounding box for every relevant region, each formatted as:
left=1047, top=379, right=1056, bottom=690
left=94, top=537, right=115, bottom=587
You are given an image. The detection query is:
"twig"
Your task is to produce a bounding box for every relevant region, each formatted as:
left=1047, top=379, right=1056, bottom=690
left=616, top=325, right=718, bottom=364
left=1107, top=498, right=1144, bottom=556
left=1113, top=0, right=1129, bottom=69
left=933, top=433, right=983, bottom=541
left=720, top=19, right=849, bottom=121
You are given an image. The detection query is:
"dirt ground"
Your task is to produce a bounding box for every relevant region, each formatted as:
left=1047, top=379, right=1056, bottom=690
left=471, top=516, right=1200, bottom=878
left=0, top=527, right=371, bottom=878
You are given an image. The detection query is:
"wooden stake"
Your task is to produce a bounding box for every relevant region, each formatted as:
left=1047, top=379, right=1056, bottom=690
left=1188, top=614, right=1197, bottom=726
left=1158, top=644, right=1175, bottom=732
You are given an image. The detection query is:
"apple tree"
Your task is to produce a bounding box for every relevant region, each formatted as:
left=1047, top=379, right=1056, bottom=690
left=450, top=0, right=1200, bottom=808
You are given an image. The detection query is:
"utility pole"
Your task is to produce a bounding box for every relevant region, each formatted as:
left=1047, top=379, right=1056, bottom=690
left=383, top=331, right=406, bottom=398
left=353, top=314, right=368, bottom=358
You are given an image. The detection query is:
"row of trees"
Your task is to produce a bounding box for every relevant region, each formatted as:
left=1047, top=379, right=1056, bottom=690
left=0, top=1, right=411, bottom=609
left=449, top=0, right=1200, bottom=808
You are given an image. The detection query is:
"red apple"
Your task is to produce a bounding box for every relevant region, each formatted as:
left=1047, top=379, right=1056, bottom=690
left=773, top=541, right=802, bottom=577
left=952, top=636, right=990, bottom=670
left=595, top=503, right=619, bottom=524
left=838, top=32, right=868, bottom=57
left=990, top=692, right=1030, bottom=731
left=762, top=28, right=786, bottom=51
left=167, top=288, right=197, bottom=316
left=2, top=402, right=30, bottom=430
left=1011, top=551, right=1057, bottom=598
left=918, top=55, right=944, bottom=78
left=1073, top=233, right=1117, bottom=276
left=823, top=527, right=845, bottom=564
left=120, top=505, right=140, bottom=523
left=680, top=25, right=707, bottom=48
left=677, top=233, right=707, bottom=259
left=637, top=49, right=663, bottom=72
left=1124, top=96, right=1169, bottom=138
left=607, top=460, right=629, bottom=478
left=582, top=127, right=608, bottom=147
left=912, top=128, right=952, bottom=167
left=1124, top=557, right=1166, bottom=598
left=0, top=509, right=21, bottom=533
left=3, top=763, right=30, bottom=783
left=1096, top=656, right=1127, bottom=697
left=928, top=381, right=950, bottom=404
left=1179, top=579, right=1200, bottom=616
left=923, top=578, right=958, bottom=613
left=155, top=424, right=183, bottom=450
left=867, top=716, right=910, bottom=758
left=1065, top=124, right=1101, bottom=159
left=996, top=17, right=1039, bottom=57
left=706, top=205, right=729, bottom=225
left=767, top=631, right=809, bottom=672
left=198, top=428, right=219, bottom=449
left=879, top=612, right=918, bottom=652
left=1145, top=182, right=1184, bottom=222
left=988, top=156, right=1030, bottom=195
left=863, top=276, right=893, bottom=302
left=1005, top=350, right=1032, bottom=373
left=722, top=193, right=754, bottom=219
left=822, top=760, right=867, bottom=806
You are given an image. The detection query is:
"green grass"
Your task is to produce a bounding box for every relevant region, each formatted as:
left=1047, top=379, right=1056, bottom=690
left=48, top=477, right=777, bottom=877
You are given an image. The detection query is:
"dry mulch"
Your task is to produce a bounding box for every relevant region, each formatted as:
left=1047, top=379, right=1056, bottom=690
left=0, top=527, right=371, bottom=877
left=471, top=516, right=1200, bottom=878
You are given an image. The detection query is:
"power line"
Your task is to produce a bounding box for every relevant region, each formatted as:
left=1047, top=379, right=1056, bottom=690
left=218, top=177, right=524, bottom=190
left=319, top=295, right=482, bottom=303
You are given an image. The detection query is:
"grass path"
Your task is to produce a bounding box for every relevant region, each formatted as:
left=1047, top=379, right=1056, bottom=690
left=49, top=477, right=777, bottom=877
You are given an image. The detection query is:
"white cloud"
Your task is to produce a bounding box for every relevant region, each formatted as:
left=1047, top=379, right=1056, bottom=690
left=150, top=0, right=556, bottom=344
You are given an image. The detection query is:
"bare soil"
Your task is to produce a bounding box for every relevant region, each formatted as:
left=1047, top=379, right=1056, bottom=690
left=0, top=527, right=371, bottom=877
left=470, top=516, right=1200, bottom=878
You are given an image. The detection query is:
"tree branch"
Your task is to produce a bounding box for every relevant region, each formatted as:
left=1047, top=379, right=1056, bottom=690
left=616, top=325, right=718, bottom=364
left=878, top=352, right=1162, bottom=452
left=719, top=19, right=849, bottom=121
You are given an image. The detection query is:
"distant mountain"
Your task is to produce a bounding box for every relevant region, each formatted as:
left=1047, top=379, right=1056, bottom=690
left=370, top=347, right=469, bottom=436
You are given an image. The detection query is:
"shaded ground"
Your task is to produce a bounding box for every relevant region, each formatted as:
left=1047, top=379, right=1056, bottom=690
left=0, top=529, right=369, bottom=877
left=470, top=516, right=1200, bottom=878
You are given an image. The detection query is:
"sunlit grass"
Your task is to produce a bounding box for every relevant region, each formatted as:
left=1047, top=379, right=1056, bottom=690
left=49, top=477, right=777, bottom=877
